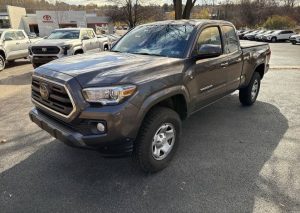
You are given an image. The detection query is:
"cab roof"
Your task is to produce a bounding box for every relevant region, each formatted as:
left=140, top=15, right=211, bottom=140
left=141, top=19, right=234, bottom=27
left=53, top=28, right=93, bottom=31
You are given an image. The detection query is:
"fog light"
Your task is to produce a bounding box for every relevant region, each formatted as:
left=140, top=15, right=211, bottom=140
left=96, top=123, right=105, bottom=132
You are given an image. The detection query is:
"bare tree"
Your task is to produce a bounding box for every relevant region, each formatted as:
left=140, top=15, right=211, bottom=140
left=172, top=0, right=197, bottom=19
left=110, top=0, right=142, bottom=28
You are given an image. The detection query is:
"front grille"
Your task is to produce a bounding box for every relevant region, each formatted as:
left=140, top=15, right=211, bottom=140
left=31, top=46, right=60, bottom=54
left=31, top=77, right=74, bottom=116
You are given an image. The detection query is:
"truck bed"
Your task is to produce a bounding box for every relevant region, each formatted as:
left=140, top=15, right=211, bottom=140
left=240, top=40, right=268, bottom=49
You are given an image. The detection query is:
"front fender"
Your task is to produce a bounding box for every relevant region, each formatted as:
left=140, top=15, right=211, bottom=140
left=132, top=85, right=190, bottom=137
left=0, top=47, right=6, bottom=59
left=72, top=45, right=84, bottom=54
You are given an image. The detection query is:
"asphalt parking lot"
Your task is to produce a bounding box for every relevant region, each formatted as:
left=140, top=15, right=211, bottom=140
left=0, top=43, right=299, bottom=213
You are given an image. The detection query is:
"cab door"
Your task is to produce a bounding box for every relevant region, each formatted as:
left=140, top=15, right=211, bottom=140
left=221, top=25, right=243, bottom=92
left=2, top=31, right=18, bottom=60
left=87, top=30, right=100, bottom=52
left=80, top=30, right=92, bottom=52
left=15, top=30, right=30, bottom=58
left=186, top=26, right=229, bottom=111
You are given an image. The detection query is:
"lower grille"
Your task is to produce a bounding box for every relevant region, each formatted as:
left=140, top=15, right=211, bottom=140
left=31, top=77, right=74, bottom=117
left=32, top=46, right=60, bottom=54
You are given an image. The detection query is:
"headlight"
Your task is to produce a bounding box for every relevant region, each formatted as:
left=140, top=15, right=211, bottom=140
left=267, top=36, right=271, bottom=40
left=61, top=44, right=72, bottom=55
left=82, top=85, right=136, bottom=105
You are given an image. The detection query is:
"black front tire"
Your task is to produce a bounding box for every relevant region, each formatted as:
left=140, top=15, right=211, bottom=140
left=32, top=63, right=41, bottom=69
left=271, top=37, right=277, bottom=43
left=133, top=107, right=181, bottom=173
left=239, top=72, right=261, bottom=106
left=0, top=55, right=5, bottom=71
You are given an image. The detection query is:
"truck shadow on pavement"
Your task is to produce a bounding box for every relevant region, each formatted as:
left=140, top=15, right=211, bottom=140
left=0, top=72, right=32, bottom=85
left=0, top=95, right=290, bottom=212
left=5, top=60, right=31, bottom=69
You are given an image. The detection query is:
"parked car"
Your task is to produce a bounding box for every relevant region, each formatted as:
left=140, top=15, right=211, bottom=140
left=289, top=34, right=300, bottom=45
left=262, top=30, right=296, bottom=42
left=29, top=28, right=102, bottom=68
left=0, top=29, right=42, bottom=71
left=243, top=30, right=260, bottom=40
left=255, top=30, right=274, bottom=41
left=238, top=30, right=253, bottom=39
left=245, top=30, right=265, bottom=40
left=29, top=20, right=271, bottom=173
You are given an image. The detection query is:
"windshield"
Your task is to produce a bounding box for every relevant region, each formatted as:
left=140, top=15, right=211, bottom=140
left=272, top=30, right=282, bottom=35
left=264, top=31, right=273, bottom=34
left=48, top=30, right=80, bottom=39
left=111, top=24, right=195, bottom=58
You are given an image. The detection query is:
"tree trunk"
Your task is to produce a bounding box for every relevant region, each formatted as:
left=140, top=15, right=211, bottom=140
left=173, top=0, right=182, bottom=20
left=182, top=0, right=196, bottom=19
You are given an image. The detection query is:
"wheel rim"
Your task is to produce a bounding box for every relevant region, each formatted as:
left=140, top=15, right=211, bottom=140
left=152, top=123, right=176, bottom=160
left=0, top=58, right=4, bottom=69
left=251, top=79, right=259, bottom=100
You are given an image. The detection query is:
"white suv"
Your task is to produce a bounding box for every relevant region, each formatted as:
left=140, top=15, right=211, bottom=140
left=263, top=30, right=296, bottom=42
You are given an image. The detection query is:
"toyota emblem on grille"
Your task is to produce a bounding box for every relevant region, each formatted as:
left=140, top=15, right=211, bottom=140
left=40, top=83, right=50, bottom=100
left=42, top=48, right=47, bottom=52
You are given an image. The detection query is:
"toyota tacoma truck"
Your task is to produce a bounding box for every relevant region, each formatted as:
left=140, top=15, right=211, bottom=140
left=28, top=28, right=102, bottom=68
left=29, top=20, right=271, bottom=173
left=0, top=29, right=41, bottom=71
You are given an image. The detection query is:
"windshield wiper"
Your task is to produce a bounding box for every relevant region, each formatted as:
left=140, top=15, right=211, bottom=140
left=131, top=52, right=163, bottom=57
left=110, top=50, right=121, bottom=53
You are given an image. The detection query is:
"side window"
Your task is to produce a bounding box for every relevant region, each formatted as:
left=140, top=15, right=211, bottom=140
left=194, top=27, right=222, bottom=56
left=88, top=30, right=95, bottom=38
left=15, top=31, right=25, bottom=40
left=222, top=25, right=239, bottom=54
left=81, top=30, right=89, bottom=39
left=4, top=31, right=17, bottom=41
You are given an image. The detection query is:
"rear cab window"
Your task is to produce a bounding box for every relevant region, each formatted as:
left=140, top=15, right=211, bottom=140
left=88, top=30, right=95, bottom=38
left=15, top=31, right=26, bottom=40
left=221, top=25, right=239, bottom=54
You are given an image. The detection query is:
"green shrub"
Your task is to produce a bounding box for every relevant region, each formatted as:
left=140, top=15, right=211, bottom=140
left=263, top=15, right=296, bottom=29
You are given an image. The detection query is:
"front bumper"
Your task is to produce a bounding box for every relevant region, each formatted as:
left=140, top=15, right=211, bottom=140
left=290, top=38, right=299, bottom=43
left=29, top=108, right=134, bottom=156
left=30, top=55, right=58, bottom=65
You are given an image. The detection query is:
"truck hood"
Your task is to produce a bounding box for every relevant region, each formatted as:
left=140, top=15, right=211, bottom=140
left=36, top=51, right=182, bottom=87
left=30, top=39, right=81, bottom=47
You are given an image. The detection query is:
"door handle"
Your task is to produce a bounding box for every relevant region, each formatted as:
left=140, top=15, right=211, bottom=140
left=16, top=42, right=20, bottom=45
left=221, top=62, right=228, bottom=67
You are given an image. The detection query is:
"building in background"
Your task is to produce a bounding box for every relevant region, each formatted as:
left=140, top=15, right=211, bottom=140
left=1, top=5, right=113, bottom=36
left=0, top=12, right=10, bottom=28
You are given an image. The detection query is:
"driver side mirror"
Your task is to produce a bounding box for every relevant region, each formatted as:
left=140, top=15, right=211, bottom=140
left=82, top=36, right=89, bottom=40
left=194, top=44, right=222, bottom=59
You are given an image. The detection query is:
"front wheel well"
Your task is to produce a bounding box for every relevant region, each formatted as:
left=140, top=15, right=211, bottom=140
left=148, top=94, right=188, bottom=120
left=0, top=50, right=5, bottom=60
left=74, top=49, right=84, bottom=55
left=255, top=64, right=265, bottom=79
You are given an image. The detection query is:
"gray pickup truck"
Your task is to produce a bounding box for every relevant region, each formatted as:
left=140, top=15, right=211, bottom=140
left=0, top=29, right=41, bottom=71
left=29, top=20, right=271, bottom=173
left=29, top=28, right=102, bottom=68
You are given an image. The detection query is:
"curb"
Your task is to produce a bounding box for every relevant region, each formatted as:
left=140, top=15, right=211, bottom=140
left=270, top=66, right=300, bottom=70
